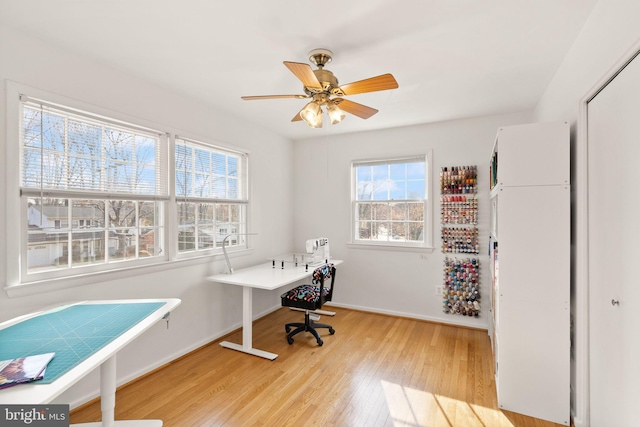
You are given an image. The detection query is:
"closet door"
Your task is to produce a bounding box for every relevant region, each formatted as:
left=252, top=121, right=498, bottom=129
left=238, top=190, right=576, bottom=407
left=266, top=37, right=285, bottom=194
left=587, top=52, right=640, bottom=427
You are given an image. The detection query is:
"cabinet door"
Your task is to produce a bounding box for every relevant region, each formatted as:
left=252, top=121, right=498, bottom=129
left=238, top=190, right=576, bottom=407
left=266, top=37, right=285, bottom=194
left=496, top=185, right=570, bottom=425
left=587, top=50, right=640, bottom=427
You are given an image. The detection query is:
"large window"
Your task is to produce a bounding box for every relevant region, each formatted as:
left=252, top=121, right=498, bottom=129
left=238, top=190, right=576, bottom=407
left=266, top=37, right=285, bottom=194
left=11, top=92, right=250, bottom=288
left=352, top=155, right=431, bottom=247
left=175, top=137, right=248, bottom=254
left=20, top=97, right=168, bottom=280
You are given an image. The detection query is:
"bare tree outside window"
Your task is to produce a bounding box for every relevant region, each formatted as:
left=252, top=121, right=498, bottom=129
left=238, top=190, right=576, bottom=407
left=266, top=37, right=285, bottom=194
left=22, top=102, right=164, bottom=274
left=353, top=158, right=426, bottom=244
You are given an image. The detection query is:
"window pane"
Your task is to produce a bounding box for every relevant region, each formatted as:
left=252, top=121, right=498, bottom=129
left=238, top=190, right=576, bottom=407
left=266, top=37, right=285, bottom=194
left=228, top=178, right=238, bottom=199
left=372, top=181, right=389, bottom=200
left=407, top=223, right=424, bottom=242
left=194, top=173, right=210, bottom=197
left=407, top=202, right=424, bottom=222
left=391, top=222, right=407, bottom=241
left=72, top=200, right=105, bottom=228
left=357, top=221, right=371, bottom=240
left=389, top=181, right=406, bottom=200
left=175, top=145, right=192, bottom=170
left=356, top=165, right=372, bottom=181
left=391, top=202, right=407, bottom=220
left=390, top=163, right=406, bottom=180
left=199, top=204, right=214, bottom=226
left=356, top=181, right=373, bottom=201
left=212, top=176, right=226, bottom=198
left=216, top=204, right=230, bottom=223
left=407, top=162, right=425, bottom=179
left=68, top=121, right=101, bottom=156
left=373, top=222, right=388, bottom=240
left=229, top=204, right=239, bottom=222
left=71, top=233, right=106, bottom=266
left=212, top=153, right=226, bottom=175
left=372, top=164, right=388, bottom=180
left=228, top=156, right=238, bottom=177
left=372, top=203, right=390, bottom=221
left=407, top=180, right=425, bottom=199
left=357, top=203, right=371, bottom=221
left=27, top=198, right=70, bottom=272
left=140, top=227, right=161, bottom=256
left=194, top=148, right=210, bottom=173
left=176, top=171, right=192, bottom=197
left=104, top=128, right=133, bottom=162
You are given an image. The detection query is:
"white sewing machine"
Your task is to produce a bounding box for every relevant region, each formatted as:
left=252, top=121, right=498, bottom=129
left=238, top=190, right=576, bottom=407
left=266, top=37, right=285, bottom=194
left=306, top=237, right=330, bottom=265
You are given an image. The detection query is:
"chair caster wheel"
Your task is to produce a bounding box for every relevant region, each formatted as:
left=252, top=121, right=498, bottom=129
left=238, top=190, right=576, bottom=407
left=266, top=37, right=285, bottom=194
left=329, top=328, right=335, bottom=335
left=287, top=337, right=294, bottom=345
left=317, top=339, right=323, bottom=346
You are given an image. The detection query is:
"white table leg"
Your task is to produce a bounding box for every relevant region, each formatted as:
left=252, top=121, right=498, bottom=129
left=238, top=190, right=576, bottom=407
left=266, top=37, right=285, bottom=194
left=219, top=286, right=278, bottom=360
left=72, top=355, right=162, bottom=427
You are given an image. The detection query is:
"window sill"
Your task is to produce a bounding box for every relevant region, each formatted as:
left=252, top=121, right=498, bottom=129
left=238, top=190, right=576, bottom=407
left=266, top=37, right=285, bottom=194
left=346, top=242, right=435, bottom=254
left=4, top=248, right=254, bottom=299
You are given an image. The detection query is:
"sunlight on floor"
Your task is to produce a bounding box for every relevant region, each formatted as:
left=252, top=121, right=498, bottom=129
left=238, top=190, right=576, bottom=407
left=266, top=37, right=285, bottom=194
left=381, top=380, right=515, bottom=427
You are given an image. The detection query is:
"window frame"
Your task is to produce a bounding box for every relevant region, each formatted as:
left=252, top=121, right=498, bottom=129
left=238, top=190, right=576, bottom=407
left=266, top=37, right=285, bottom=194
left=173, top=136, right=249, bottom=258
left=349, top=151, right=434, bottom=252
left=5, top=82, right=252, bottom=295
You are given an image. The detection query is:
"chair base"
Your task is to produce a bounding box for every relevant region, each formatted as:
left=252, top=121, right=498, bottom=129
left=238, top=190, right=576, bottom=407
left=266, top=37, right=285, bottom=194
left=285, top=312, right=335, bottom=346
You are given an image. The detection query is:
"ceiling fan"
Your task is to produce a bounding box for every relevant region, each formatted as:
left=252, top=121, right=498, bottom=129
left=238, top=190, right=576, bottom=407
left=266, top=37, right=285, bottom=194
left=241, top=48, right=399, bottom=128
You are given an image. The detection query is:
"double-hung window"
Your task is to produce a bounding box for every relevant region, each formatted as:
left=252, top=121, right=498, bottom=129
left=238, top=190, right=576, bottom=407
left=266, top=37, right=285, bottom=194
left=351, top=154, right=432, bottom=248
left=174, top=137, right=248, bottom=254
left=19, top=96, right=168, bottom=282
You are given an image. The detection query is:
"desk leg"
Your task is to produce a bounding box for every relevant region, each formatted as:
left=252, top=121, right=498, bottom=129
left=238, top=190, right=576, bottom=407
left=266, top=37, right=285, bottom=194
left=219, top=286, right=278, bottom=360
left=72, top=355, right=162, bottom=427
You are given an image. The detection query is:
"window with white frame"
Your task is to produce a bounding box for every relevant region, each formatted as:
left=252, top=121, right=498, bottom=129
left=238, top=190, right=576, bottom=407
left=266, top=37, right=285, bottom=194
left=352, top=155, right=431, bottom=247
left=19, top=96, right=169, bottom=281
left=174, top=137, right=248, bottom=254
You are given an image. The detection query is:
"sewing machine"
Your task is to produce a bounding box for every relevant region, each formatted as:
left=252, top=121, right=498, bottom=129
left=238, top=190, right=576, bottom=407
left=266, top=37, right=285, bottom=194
left=306, top=237, right=330, bottom=265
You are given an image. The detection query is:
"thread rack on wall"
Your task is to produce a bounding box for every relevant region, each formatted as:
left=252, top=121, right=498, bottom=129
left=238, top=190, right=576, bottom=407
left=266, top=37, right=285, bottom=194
left=440, top=165, right=481, bottom=317
left=440, top=165, right=479, bottom=254
left=443, top=257, right=481, bottom=316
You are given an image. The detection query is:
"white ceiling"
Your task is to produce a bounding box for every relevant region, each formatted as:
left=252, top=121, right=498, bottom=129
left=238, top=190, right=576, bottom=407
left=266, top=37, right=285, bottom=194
left=0, top=0, right=598, bottom=141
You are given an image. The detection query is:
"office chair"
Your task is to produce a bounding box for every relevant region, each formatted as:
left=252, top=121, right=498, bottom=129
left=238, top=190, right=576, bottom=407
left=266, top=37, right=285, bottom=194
left=280, top=263, right=336, bottom=346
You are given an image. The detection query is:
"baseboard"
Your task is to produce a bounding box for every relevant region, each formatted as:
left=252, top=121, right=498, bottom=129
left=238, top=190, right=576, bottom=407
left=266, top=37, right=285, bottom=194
left=324, top=302, right=489, bottom=331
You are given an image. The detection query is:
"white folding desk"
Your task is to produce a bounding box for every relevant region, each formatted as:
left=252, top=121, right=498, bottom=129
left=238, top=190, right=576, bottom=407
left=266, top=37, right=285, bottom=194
left=206, top=259, right=342, bottom=360
left=0, top=298, right=181, bottom=427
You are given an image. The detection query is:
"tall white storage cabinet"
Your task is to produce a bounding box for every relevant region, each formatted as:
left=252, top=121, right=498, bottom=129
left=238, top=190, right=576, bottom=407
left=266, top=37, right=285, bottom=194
left=489, top=122, right=570, bottom=425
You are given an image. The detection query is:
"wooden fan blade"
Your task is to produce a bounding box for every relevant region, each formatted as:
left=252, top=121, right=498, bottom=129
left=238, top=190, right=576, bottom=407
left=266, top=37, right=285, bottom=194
left=338, top=73, right=398, bottom=96
left=291, top=109, right=303, bottom=122
left=241, top=94, right=309, bottom=100
left=283, top=61, right=322, bottom=90
left=333, top=98, right=378, bottom=119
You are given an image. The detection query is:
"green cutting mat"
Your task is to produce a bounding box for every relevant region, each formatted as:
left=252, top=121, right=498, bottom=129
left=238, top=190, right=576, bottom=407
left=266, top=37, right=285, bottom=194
left=0, top=302, right=165, bottom=384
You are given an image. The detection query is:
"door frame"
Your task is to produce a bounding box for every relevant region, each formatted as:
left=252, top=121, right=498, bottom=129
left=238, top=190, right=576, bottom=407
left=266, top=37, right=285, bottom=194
left=576, top=36, right=640, bottom=427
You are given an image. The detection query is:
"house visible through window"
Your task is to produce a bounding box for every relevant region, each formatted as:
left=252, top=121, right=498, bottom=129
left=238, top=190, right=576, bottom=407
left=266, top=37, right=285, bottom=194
left=175, top=137, right=248, bottom=254
left=20, top=96, right=168, bottom=280
left=352, top=155, right=430, bottom=247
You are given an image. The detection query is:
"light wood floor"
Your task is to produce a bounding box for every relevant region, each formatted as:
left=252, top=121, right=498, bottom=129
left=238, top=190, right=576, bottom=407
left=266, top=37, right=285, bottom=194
left=71, top=307, right=567, bottom=426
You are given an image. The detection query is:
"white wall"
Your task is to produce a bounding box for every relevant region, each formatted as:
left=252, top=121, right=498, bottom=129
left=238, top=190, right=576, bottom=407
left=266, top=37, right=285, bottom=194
left=0, top=25, right=295, bottom=407
left=532, top=1, right=640, bottom=426
left=292, top=111, right=531, bottom=329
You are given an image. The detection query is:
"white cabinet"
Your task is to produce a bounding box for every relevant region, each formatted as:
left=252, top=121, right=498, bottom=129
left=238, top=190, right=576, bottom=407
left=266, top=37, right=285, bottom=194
left=489, top=122, right=570, bottom=425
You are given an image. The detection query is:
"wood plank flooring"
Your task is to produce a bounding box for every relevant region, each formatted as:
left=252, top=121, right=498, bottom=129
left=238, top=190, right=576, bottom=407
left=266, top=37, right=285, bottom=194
left=70, top=307, right=567, bottom=426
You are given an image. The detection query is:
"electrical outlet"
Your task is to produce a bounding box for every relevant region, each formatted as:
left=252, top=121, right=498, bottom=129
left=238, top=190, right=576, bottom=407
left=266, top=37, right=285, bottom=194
left=435, top=285, right=442, bottom=296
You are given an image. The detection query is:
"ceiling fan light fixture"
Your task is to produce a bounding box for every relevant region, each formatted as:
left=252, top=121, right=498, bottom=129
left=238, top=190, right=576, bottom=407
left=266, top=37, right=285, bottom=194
left=326, top=101, right=345, bottom=125
left=300, top=101, right=323, bottom=128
